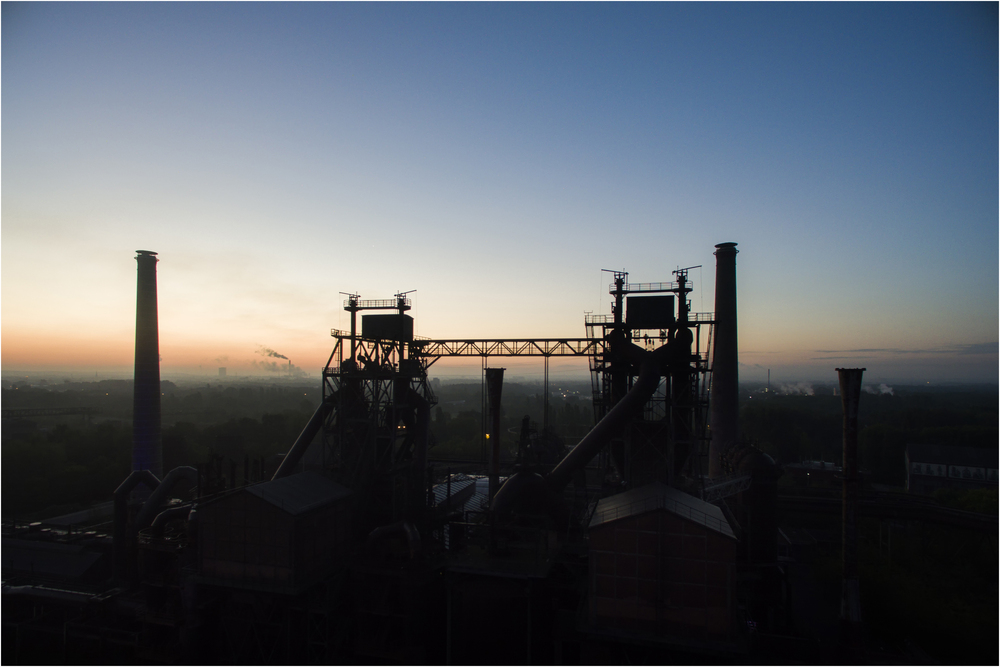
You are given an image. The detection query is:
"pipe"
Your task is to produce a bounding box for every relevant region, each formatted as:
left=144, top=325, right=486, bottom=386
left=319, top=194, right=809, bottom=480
left=709, top=242, right=739, bottom=478
left=134, top=466, right=197, bottom=532
left=133, top=250, right=162, bottom=478
left=272, top=391, right=338, bottom=479
left=149, top=504, right=193, bottom=538
left=491, top=345, right=668, bottom=526
left=545, top=343, right=669, bottom=492
left=837, top=367, right=865, bottom=644
left=113, top=469, right=160, bottom=582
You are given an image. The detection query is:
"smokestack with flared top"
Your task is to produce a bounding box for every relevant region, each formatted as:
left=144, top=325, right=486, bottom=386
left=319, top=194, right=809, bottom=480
left=133, top=250, right=162, bottom=477
left=837, top=367, right=865, bottom=648
left=709, top=242, right=738, bottom=478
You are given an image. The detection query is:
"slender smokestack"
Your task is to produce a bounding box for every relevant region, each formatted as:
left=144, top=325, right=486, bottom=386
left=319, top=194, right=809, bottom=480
left=709, top=242, right=738, bottom=478
left=837, top=367, right=865, bottom=648
left=133, top=250, right=162, bottom=478
left=485, top=367, right=504, bottom=502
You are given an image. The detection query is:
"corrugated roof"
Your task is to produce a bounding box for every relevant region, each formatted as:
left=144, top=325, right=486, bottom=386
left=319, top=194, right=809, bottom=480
left=246, top=471, right=352, bottom=515
left=906, top=444, right=998, bottom=468
left=431, top=473, right=476, bottom=507
left=589, top=482, right=735, bottom=539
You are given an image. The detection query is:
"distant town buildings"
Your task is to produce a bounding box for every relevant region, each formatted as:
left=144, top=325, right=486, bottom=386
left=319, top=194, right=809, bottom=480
left=905, top=444, right=999, bottom=495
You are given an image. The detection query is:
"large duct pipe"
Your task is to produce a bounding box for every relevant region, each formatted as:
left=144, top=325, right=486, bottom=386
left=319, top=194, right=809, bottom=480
left=134, top=466, right=198, bottom=532
left=545, top=343, right=668, bottom=492
left=272, top=392, right=338, bottom=479
left=837, top=367, right=865, bottom=647
left=133, top=250, right=162, bottom=478
left=709, top=242, right=739, bottom=478
left=491, top=345, right=667, bottom=525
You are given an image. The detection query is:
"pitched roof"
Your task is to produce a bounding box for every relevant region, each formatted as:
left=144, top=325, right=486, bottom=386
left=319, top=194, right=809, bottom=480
left=245, top=471, right=352, bottom=515
left=906, top=444, right=998, bottom=469
left=589, top=482, right=735, bottom=539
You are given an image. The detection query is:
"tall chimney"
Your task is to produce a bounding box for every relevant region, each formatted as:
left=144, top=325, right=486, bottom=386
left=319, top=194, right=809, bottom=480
left=133, top=250, right=162, bottom=478
left=709, top=242, right=738, bottom=478
left=837, top=367, right=865, bottom=651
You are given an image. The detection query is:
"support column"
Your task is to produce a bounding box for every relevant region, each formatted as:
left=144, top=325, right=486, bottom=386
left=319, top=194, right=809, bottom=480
left=485, top=367, right=505, bottom=502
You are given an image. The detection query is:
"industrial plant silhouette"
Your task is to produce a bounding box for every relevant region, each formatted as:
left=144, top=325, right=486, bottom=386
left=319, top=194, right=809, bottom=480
left=2, top=244, right=995, bottom=665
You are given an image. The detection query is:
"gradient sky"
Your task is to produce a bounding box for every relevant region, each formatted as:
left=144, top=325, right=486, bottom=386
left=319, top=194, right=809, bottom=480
left=2, top=2, right=997, bottom=384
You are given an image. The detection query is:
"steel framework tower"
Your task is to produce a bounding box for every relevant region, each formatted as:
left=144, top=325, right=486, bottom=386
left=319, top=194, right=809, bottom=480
left=584, top=267, right=715, bottom=490
left=321, top=293, right=437, bottom=529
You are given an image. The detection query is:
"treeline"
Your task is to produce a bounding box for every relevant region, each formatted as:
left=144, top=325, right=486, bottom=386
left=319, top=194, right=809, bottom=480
left=1, top=380, right=595, bottom=517
left=2, top=411, right=313, bottom=519
left=740, top=386, right=998, bottom=485
left=7, top=379, right=993, bottom=517
left=2, top=382, right=320, bottom=519
left=429, top=381, right=593, bottom=460
left=2, top=381, right=318, bottom=426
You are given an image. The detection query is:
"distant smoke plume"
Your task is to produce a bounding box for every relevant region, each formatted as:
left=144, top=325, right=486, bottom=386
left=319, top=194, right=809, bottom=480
left=256, top=346, right=289, bottom=360
left=215, top=355, right=229, bottom=364
left=779, top=382, right=815, bottom=396
left=251, top=359, right=308, bottom=378
left=864, top=383, right=894, bottom=396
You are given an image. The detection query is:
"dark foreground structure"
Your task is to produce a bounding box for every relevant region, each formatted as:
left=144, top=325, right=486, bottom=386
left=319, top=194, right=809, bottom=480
left=4, top=244, right=995, bottom=665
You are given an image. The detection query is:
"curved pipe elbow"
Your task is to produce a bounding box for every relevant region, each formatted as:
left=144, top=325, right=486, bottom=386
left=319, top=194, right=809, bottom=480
left=149, top=504, right=193, bottom=537
left=134, top=466, right=198, bottom=531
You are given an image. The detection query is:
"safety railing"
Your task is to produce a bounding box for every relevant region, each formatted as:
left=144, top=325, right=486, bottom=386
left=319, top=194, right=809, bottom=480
left=343, top=298, right=410, bottom=310
left=611, top=281, right=681, bottom=293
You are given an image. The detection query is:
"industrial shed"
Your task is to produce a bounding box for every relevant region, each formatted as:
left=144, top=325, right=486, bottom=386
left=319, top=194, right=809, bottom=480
left=588, top=483, right=737, bottom=643
left=197, top=471, right=352, bottom=590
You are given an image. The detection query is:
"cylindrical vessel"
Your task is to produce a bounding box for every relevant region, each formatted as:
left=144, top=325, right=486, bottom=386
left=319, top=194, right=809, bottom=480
left=709, top=242, right=739, bottom=478
left=133, top=250, right=162, bottom=477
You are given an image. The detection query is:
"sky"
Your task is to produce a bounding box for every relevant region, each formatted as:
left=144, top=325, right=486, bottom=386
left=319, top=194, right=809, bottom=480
left=2, top=2, right=997, bottom=385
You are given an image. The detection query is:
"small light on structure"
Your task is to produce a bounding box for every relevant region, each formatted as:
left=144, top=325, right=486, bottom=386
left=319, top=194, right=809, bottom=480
left=485, top=433, right=490, bottom=440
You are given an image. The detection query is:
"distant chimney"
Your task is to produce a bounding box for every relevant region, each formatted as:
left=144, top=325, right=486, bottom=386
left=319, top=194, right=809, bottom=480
left=709, top=242, right=739, bottom=478
left=133, top=251, right=162, bottom=477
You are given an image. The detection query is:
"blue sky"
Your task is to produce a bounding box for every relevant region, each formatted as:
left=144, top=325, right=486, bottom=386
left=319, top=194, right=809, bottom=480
left=2, top=2, right=997, bottom=384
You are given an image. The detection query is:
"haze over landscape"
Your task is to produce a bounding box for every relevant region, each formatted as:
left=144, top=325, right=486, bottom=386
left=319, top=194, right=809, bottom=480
left=3, top=3, right=997, bottom=384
